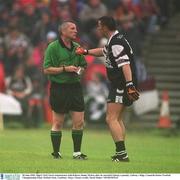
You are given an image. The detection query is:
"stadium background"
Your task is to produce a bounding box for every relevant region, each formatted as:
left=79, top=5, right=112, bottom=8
left=0, top=0, right=179, bottom=127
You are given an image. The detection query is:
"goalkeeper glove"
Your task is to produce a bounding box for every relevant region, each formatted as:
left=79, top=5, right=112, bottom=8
left=75, top=47, right=88, bottom=55
left=126, top=81, right=140, bottom=101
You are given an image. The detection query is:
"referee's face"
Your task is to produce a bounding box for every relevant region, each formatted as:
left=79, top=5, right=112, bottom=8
left=64, top=23, right=78, bottom=40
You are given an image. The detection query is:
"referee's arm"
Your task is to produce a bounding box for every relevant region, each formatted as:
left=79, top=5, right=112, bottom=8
left=44, top=67, right=64, bottom=75
left=44, top=66, right=78, bottom=74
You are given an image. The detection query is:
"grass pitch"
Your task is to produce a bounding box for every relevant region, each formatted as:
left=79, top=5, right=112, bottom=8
left=0, top=127, right=180, bottom=173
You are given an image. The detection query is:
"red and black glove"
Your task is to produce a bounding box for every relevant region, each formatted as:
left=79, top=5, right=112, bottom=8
left=126, top=81, right=140, bottom=101
left=75, top=47, right=88, bottom=55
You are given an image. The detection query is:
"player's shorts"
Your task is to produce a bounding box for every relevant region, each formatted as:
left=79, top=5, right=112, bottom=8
left=49, top=82, right=85, bottom=113
left=107, top=85, right=133, bottom=106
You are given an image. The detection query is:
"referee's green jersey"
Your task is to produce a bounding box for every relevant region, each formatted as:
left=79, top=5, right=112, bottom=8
left=43, top=38, right=87, bottom=84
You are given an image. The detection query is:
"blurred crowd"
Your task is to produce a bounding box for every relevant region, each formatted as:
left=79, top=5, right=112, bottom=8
left=0, top=0, right=179, bottom=127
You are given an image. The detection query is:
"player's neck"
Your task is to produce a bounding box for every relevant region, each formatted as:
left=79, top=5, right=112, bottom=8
left=107, top=30, right=117, bottom=39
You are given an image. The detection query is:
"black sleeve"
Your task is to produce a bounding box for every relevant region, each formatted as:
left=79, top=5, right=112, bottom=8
left=109, top=36, right=133, bottom=68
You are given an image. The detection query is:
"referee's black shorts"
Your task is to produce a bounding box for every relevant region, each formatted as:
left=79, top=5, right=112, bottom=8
left=49, top=82, right=85, bottom=114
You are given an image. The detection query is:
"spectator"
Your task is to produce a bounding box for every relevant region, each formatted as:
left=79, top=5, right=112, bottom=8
left=8, top=12, right=21, bottom=28
left=5, top=65, right=33, bottom=127
left=113, top=0, right=136, bottom=26
left=135, top=57, right=148, bottom=83
left=79, top=0, right=108, bottom=32
left=156, top=0, right=171, bottom=26
left=140, top=0, right=159, bottom=34
left=18, top=0, right=36, bottom=8
left=0, top=0, right=176, bottom=129
left=31, top=40, right=47, bottom=69
left=55, top=2, right=73, bottom=23
left=0, top=6, right=9, bottom=35
left=33, top=10, right=57, bottom=45
left=28, top=75, right=44, bottom=128
left=0, top=45, right=6, bottom=92
left=113, top=0, right=143, bottom=56
left=0, top=60, right=5, bottom=92
left=20, top=4, right=39, bottom=41
left=46, top=31, right=57, bottom=44
left=85, top=73, right=108, bottom=123
left=3, top=27, right=31, bottom=75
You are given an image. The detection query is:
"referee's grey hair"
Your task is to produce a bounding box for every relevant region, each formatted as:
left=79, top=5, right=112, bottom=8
left=58, top=21, right=75, bottom=34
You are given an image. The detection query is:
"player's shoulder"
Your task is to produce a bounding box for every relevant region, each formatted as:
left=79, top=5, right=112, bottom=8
left=111, top=33, right=130, bottom=46
left=114, top=33, right=124, bottom=40
left=111, top=32, right=124, bottom=43
left=110, top=32, right=124, bottom=45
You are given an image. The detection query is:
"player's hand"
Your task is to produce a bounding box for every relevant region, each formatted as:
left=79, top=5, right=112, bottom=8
left=65, top=66, right=78, bottom=72
left=126, top=81, right=140, bottom=101
left=75, top=47, right=88, bottom=55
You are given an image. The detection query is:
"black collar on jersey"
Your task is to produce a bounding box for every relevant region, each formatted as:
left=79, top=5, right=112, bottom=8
left=107, top=30, right=119, bottom=45
left=58, top=37, right=74, bottom=51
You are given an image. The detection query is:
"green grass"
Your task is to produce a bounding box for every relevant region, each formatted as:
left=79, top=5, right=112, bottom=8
left=0, top=127, right=180, bottom=173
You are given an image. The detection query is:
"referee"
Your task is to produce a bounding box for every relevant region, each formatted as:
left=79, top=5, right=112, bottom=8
left=76, top=16, right=139, bottom=162
left=43, top=21, right=87, bottom=160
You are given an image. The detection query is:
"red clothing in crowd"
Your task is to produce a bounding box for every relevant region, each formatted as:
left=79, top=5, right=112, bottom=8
left=0, top=63, right=5, bottom=92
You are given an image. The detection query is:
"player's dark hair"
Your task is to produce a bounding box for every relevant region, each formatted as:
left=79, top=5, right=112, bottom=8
left=98, top=16, right=116, bottom=31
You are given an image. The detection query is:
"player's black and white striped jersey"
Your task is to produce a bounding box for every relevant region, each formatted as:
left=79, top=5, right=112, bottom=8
left=102, top=30, right=137, bottom=88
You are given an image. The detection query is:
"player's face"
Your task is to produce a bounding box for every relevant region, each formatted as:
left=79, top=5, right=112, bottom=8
left=97, top=21, right=107, bottom=36
left=64, top=23, right=77, bottom=40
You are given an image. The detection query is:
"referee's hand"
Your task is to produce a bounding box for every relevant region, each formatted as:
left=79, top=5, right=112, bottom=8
left=126, top=81, right=139, bottom=101
left=75, top=47, right=88, bottom=55
left=65, top=66, right=78, bottom=72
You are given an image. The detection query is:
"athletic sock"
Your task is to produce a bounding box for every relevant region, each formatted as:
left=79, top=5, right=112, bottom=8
left=115, top=141, right=127, bottom=157
left=72, top=129, right=83, bottom=152
left=50, top=131, right=62, bottom=154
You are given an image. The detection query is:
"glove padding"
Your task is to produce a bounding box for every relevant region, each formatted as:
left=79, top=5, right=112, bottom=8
left=126, top=81, right=140, bottom=101
left=75, top=47, right=88, bottom=55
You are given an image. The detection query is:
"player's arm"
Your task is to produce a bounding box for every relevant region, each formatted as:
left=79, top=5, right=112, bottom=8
left=122, top=64, right=132, bottom=82
left=122, top=64, right=139, bottom=101
left=110, top=42, right=139, bottom=101
left=75, top=47, right=103, bottom=57
left=88, top=48, right=103, bottom=57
